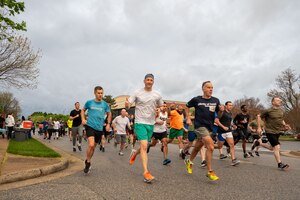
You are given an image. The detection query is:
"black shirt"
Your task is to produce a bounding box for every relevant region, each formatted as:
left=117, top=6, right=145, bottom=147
left=70, top=109, right=82, bottom=127
left=234, top=113, right=250, bottom=130
left=186, top=96, right=220, bottom=131
left=217, top=111, right=232, bottom=133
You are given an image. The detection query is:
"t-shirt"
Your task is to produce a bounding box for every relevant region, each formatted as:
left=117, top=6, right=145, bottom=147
left=53, top=121, right=60, bottom=130
left=128, top=88, right=163, bottom=125
left=84, top=99, right=110, bottom=131
left=217, top=110, right=232, bottom=133
left=261, top=107, right=285, bottom=134
left=234, top=113, right=250, bottom=130
left=186, top=96, right=220, bottom=132
left=154, top=112, right=168, bottom=133
left=70, top=109, right=82, bottom=127
left=67, top=119, right=73, bottom=128
left=112, top=115, right=130, bottom=135
left=249, top=119, right=265, bottom=135
left=169, top=110, right=184, bottom=130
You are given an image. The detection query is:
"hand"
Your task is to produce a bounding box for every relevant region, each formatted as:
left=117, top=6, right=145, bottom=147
left=257, top=127, right=262, bottom=135
left=186, top=118, right=192, bottom=125
left=106, top=124, right=110, bottom=132
left=223, top=126, right=229, bottom=131
left=125, top=97, right=130, bottom=108
left=232, top=125, right=237, bottom=130
left=76, top=114, right=79, bottom=118
left=219, top=105, right=225, bottom=112
left=284, top=124, right=291, bottom=131
left=82, top=119, right=87, bottom=125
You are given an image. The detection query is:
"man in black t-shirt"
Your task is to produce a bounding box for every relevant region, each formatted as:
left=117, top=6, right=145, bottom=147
left=233, top=105, right=250, bottom=158
left=185, top=81, right=220, bottom=181
left=70, top=102, right=83, bottom=152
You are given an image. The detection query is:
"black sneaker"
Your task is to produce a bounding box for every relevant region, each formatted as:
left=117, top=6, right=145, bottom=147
left=248, top=152, right=254, bottom=157
left=147, top=144, right=151, bottom=153
left=201, top=160, right=207, bottom=168
left=78, top=146, right=82, bottom=151
left=255, top=151, right=260, bottom=156
left=219, top=154, right=227, bottom=159
left=180, top=151, right=186, bottom=160
left=278, top=162, right=289, bottom=170
left=73, top=147, right=76, bottom=152
left=102, top=147, right=105, bottom=152
left=244, top=153, right=250, bottom=158
left=99, top=145, right=103, bottom=151
left=84, top=160, right=91, bottom=174
left=251, top=140, right=260, bottom=151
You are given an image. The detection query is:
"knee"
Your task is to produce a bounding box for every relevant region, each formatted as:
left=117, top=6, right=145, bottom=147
left=206, top=144, right=214, bottom=152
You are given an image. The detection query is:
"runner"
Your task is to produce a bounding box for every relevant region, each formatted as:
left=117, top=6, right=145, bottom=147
left=70, top=102, right=83, bottom=152
left=248, top=115, right=265, bottom=156
left=67, top=118, right=73, bottom=141
left=184, top=81, right=220, bottom=181
left=256, top=96, right=290, bottom=170
left=112, top=109, right=131, bottom=156
left=126, top=73, right=163, bottom=183
left=147, top=102, right=171, bottom=165
left=215, top=101, right=240, bottom=166
left=128, top=114, right=136, bottom=149
left=167, top=104, right=187, bottom=159
left=81, top=86, right=112, bottom=174
left=233, top=105, right=251, bottom=158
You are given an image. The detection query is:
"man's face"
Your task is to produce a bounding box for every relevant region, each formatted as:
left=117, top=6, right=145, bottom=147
left=202, top=82, right=213, bottom=97
left=121, top=109, right=126, bottom=117
left=160, top=104, right=167, bottom=112
left=177, top=105, right=184, bottom=114
left=226, top=103, right=233, bottom=111
left=272, top=97, right=282, bottom=107
left=94, top=89, right=103, bottom=101
left=242, top=106, right=247, bottom=113
left=75, top=102, right=80, bottom=110
left=144, top=77, right=154, bottom=89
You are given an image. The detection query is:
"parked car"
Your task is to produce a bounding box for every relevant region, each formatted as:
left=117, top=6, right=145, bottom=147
left=295, top=133, right=300, bottom=141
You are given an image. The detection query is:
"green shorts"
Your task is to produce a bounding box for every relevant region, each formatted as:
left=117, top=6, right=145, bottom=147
left=169, top=128, right=184, bottom=139
left=134, top=123, right=154, bottom=141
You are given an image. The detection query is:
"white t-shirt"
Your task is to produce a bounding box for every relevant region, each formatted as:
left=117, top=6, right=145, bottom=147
left=128, top=88, right=163, bottom=125
left=154, top=112, right=168, bottom=133
left=112, top=115, right=130, bottom=135
left=53, top=121, right=60, bottom=130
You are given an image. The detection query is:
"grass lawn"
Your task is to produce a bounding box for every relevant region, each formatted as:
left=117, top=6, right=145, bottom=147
left=7, top=138, right=61, bottom=157
left=279, top=135, right=298, bottom=141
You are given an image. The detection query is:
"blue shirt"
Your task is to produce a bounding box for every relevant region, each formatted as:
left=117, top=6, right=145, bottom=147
left=84, top=99, right=110, bottom=131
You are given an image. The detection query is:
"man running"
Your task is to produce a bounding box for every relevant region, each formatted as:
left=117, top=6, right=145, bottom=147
left=112, top=109, right=131, bottom=156
left=256, top=96, right=290, bottom=170
left=215, top=101, right=240, bottom=166
left=248, top=115, right=265, bottom=156
left=126, top=73, right=163, bottom=183
left=147, top=102, right=171, bottom=165
left=184, top=81, right=220, bottom=181
left=70, top=102, right=83, bottom=152
left=234, top=105, right=250, bottom=158
left=81, top=86, right=112, bottom=174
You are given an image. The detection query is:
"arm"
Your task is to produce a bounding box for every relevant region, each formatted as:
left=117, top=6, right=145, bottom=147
left=81, top=109, right=87, bottom=125
left=214, top=118, right=229, bottom=132
left=105, top=112, right=112, bottom=132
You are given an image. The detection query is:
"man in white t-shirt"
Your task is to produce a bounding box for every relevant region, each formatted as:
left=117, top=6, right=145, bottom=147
left=112, top=109, right=131, bottom=156
left=147, top=102, right=171, bottom=165
left=126, top=73, right=163, bottom=183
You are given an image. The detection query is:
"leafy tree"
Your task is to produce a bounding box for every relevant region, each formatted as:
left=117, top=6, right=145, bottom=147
left=0, top=0, right=26, bottom=41
left=0, top=36, right=40, bottom=89
left=103, top=95, right=116, bottom=108
left=0, top=91, right=21, bottom=117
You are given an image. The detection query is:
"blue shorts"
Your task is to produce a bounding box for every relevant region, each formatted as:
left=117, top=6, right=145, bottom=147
left=188, top=131, right=197, bottom=142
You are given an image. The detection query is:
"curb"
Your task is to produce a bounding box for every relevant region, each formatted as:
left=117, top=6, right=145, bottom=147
left=0, top=159, right=69, bottom=185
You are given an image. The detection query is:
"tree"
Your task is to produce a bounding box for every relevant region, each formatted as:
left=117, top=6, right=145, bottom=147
left=0, top=0, right=26, bottom=41
left=0, top=36, right=40, bottom=89
left=268, top=68, right=300, bottom=132
left=103, top=95, right=116, bottom=108
left=232, top=96, right=265, bottom=120
left=0, top=91, right=21, bottom=117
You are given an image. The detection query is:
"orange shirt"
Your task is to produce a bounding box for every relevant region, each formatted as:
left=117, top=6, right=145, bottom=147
left=169, top=110, right=184, bottom=130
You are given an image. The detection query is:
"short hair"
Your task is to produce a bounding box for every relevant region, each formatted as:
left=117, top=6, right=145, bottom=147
left=94, top=86, right=103, bottom=93
left=241, top=104, right=246, bottom=109
left=225, top=101, right=232, bottom=105
left=74, top=102, right=79, bottom=105
left=202, top=81, right=211, bottom=88
left=272, top=96, right=280, bottom=102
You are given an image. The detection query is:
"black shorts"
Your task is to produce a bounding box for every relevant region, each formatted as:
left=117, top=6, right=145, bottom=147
left=252, top=135, right=261, bottom=140
left=152, top=131, right=167, bottom=141
left=86, top=125, right=103, bottom=144
left=236, top=129, right=249, bottom=140
left=266, top=133, right=280, bottom=147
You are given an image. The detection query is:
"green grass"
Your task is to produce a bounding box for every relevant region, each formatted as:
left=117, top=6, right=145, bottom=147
left=279, top=135, right=298, bottom=141
left=7, top=138, right=61, bottom=157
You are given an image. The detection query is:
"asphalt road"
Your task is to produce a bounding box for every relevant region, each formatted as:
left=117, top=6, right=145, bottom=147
left=1, top=136, right=299, bottom=200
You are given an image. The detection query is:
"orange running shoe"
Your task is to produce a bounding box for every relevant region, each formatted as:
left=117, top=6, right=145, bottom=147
left=129, top=149, right=137, bottom=165
left=143, top=171, right=155, bottom=183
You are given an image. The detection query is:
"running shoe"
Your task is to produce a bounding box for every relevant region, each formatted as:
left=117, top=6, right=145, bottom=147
left=129, top=149, right=137, bottom=165
left=143, top=171, right=155, bottom=183
left=184, top=159, right=193, bottom=174
left=73, top=147, right=76, bottom=152
left=278, top=162, right=289, bottom=170
left=248, top=152, right=254, bottom=157
left=231, top=158, right=240, bottom=166
left=180, top=150, right=186, bottom=160
left=201, top=160, right=207, bottom=168
left=244, top=153, right=250, bottom=158
left=163, top=159, right=171, bottom=165
left=251, top=140, right=260, bottom=151
left=99, top=145, right=103, bottom=151
left=219, top=154, right=227, bottom=159
left=102, top=147, right=105, bottom=152
left=78, top=146, right=82, bottom=151
left=255, top=151, right=260, bottom=156
left=119, top=151, right=124, bottom=156
left=83, top=160, right=91, bottom=174
left=206, top=170, right=219, bottom=181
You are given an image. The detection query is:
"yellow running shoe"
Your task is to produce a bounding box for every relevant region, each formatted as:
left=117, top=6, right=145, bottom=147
left=184, top=159, right=193, bottom=174
left=207, top=170, right=219, bottom=181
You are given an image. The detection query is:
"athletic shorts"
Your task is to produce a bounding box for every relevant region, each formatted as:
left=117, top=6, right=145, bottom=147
left=217, top=132, right=233, bottom=142
left=236, top=128, right=249, bottom=140
left=152, top=131, right=167, bottom=141
left=169, top=128, right=184, bottom=139
left=252, top=134, right=261, bottom=140
left=194, top=127, right=211, bottom=139
left=72, top=125, right=83, bottom=137
left=134, top=123, right=154, bottom=142
left=188, top=131, right=197, bottom=142
left=115, top=134, right=127, bottom=143
left=266, top=133, right=280, bottom=147
left=86, top=125, right=103, bottom=144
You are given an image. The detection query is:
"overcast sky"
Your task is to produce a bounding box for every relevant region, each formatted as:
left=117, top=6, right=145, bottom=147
left=8, top=0, right=300, bottom=117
